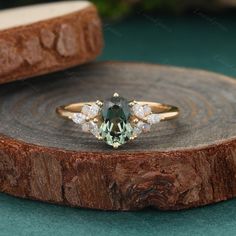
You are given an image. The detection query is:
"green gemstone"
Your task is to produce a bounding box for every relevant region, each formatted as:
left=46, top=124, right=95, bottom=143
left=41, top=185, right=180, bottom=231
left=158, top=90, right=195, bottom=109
left=99, top=95, right=133, bottom=148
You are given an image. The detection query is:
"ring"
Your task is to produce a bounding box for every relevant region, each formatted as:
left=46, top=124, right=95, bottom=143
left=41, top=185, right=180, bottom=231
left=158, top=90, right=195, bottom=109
left=56, top=93, right=179, bottom=148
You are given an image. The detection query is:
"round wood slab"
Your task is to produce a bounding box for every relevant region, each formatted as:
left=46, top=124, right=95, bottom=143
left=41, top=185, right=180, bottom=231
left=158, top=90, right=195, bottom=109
left=1, top=61, right=236, bottom=211
left=0, top=1, right=103, bottom=84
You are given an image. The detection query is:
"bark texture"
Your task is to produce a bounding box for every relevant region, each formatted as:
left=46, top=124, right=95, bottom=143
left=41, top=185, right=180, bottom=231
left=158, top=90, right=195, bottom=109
left=0, top=62, right=236, bottom=211
left=0, top=4, right=103, bottom=84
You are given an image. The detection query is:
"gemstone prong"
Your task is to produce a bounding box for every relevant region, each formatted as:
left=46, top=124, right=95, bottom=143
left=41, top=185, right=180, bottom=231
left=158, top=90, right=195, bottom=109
left=93, top=118, right=99, bottom=123
left=129, top=100, right=137, bottom=107
left=130, top=136, right=137, bottom=140
left=132, top=118, right=139, bottom=124
left=113, top=143, right=120, bottom=149
left=97, top=136, right=103, bottom=140
left=96, top=100, right=103, bottom=107
left=113, top=92, right=119, bottom=97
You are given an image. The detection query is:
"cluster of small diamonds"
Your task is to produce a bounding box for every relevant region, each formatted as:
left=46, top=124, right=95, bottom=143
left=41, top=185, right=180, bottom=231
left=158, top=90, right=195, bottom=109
left=71, top=104, right=100, bottom=137
left=131, top=103, right=160, bottom=137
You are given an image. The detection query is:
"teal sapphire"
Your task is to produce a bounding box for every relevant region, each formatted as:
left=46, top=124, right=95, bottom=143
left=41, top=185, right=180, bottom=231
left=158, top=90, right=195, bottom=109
left=99, top=94, right=133, bottom=148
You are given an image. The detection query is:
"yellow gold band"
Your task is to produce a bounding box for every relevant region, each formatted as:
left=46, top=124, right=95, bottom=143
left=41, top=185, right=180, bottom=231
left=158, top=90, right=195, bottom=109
left=56, top=101, right=179, bottom=122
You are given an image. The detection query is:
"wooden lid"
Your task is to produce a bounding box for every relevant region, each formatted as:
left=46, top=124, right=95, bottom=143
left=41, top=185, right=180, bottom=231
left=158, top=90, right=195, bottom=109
left=0, top=1, right=103, bottom=84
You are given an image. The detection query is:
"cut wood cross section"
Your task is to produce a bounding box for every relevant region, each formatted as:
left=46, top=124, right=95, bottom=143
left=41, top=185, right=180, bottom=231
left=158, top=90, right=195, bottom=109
left=0, top=62, right=236, bottom=211
left=0, top=1, right=103, bottom=84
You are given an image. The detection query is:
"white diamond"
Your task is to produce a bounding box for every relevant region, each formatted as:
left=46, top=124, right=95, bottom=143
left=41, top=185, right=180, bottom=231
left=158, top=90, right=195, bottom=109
left=133, top=121, right=144, bottom=136
left=132, top=104, right=145, bottom=119
left=142, top=123, right=151, bottom=132
left=147, top=114, right=160, bottom=124
left=133, top=121, right=151, bottom=136
left=82, top=122, right=90, bottom=132
left=143, top=105, right=152, bottom=116
left=71, top=113, right=86, bottom=124
left=89, top=121, right=99, bottom=137
left=81, top=104, right=100, bottom=118
left=138, top=121, right=151, bottom=132
left=133, top=126, right=142, bottom=136
left=81, top=121, right=99, bottom=136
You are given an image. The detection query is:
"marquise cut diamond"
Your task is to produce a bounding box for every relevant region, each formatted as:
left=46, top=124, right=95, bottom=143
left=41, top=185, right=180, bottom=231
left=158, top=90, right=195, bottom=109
left=72, top=113, right=86, bottom=124
left=132, top=103, right=152, bottom=119
left=89, top=121, right=99, bottom=137
left=82, top=104, right=100, bottom=118
left=81, top=121, right=99, bottom=137
left=147, top=114, right=160, bottom=124
left=81, top=122, right=90, bottom=132
left=132, top=104, right=145, bottom=118
left=143, top=105, right=152, bottom=116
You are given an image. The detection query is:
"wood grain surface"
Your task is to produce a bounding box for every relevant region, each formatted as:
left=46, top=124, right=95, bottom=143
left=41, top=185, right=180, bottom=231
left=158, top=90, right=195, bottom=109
left=0, top=2, right=103, bottom=84
left=0, top=62, right=236, bottom=210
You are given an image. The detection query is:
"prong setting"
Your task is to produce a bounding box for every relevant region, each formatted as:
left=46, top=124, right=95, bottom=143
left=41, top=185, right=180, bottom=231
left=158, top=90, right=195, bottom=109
left=130, top=136, right=136, bottom=140
left=97, top=135, right=103, bottom=140
left=93, top=118, right=99, bottom=123
left=96, top=100, right=103, bottom=107
left=113, top=92, right=119, bottom=97
left=129, top=100, right=137, bottom=107
left=112, top=143, right=120, bottom=149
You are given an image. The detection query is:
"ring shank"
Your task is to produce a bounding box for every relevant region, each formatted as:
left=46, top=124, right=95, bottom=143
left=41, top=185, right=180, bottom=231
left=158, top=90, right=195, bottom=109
left=56, top=101, right=179, bottom=121
left=137, top=102, right=179, bottom=121
left=56, top=102, right=93, bottom=119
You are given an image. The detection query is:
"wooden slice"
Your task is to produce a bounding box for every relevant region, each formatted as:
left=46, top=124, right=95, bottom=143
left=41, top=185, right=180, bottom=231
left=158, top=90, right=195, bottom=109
left=1, top=61, right=236, bottom=211
left=0, top=1, right=103, bottom=85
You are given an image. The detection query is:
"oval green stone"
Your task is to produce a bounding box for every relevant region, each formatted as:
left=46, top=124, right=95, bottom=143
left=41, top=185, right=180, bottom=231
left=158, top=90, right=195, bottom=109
left=99, top=96, right=133, bottom=148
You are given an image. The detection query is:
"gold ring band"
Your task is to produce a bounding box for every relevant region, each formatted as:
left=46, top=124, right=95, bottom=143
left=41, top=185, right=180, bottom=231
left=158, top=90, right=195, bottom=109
left=56, top=101, right=179, bottom=122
